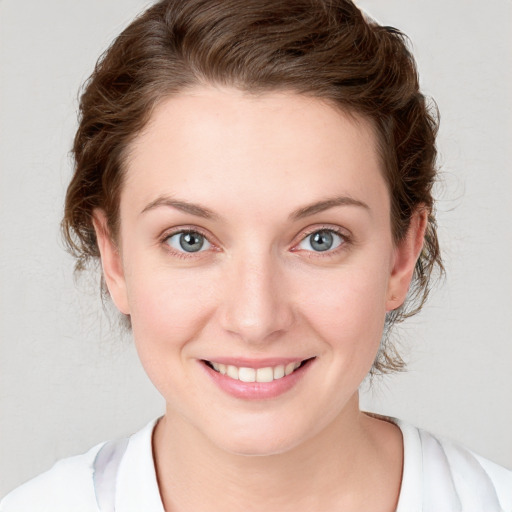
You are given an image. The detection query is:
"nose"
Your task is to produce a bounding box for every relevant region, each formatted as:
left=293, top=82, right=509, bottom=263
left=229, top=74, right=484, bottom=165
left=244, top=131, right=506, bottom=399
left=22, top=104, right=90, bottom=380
left=218, top=250, right=295, bottom=344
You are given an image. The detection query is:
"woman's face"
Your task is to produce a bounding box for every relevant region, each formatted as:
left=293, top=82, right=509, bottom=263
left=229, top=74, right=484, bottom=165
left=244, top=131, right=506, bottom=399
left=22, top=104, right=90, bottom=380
left=97, top=87, right=419, bottom=456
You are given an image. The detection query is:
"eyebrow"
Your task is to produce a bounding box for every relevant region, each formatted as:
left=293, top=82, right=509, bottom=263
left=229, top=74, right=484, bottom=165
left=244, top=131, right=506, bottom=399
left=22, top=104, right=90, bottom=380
left=140, top=196, right=219, bottom=220
left=140, top=194, right=369, bottom=221
left=289, top=196, right=370, bottom=220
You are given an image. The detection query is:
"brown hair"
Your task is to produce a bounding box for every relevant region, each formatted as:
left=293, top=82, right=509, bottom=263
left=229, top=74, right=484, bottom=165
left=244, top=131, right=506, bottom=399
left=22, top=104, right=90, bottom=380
left=62, top=0, right=443, bottom=373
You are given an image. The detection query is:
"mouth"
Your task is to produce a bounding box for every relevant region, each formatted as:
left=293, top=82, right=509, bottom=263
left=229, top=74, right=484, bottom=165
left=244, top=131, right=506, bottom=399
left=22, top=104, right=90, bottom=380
left=202, top=358, right=315, bottom=383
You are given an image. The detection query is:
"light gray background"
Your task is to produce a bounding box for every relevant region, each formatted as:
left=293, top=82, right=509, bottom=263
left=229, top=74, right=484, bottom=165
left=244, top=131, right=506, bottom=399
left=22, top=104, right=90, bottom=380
left=1, top=0, right=511, bottom=498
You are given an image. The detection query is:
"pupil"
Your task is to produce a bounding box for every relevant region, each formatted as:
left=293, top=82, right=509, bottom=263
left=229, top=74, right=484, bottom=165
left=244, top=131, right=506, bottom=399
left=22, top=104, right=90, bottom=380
left=179, top=232, right=204, bottom=252
left=311, top=230, right=333, bottom=252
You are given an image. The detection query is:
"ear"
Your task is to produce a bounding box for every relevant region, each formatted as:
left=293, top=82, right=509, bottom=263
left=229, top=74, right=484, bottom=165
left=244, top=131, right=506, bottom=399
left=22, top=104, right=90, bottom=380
left=92, top=209, right=130, bottom=315
left=386, top=208, right=428, bottom=312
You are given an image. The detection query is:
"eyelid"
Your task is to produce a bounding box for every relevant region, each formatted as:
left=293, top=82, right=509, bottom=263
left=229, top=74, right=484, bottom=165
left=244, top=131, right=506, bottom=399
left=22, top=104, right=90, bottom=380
left=161, top=225, right=211, bottom=241
left=160, top=226, right=219, bottom=257
left=158, top=224, right=352, bottom=258
left=166, top=231, right=212, bottom=252
left=291, top=225, right=352, bottom=254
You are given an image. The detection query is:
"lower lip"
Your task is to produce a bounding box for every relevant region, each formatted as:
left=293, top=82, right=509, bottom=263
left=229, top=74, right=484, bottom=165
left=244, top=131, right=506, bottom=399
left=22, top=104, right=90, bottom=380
left=200, top=360, right=313, bottom=400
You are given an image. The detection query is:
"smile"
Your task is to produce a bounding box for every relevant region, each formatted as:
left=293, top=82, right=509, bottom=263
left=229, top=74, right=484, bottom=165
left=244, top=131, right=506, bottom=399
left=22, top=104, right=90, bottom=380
left=204, top=360, right=308, bottom=383
left=201, top=357, right=315, bottom=399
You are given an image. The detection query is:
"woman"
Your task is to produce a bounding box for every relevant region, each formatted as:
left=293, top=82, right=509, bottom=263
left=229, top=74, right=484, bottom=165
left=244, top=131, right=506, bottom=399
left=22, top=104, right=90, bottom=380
left=1, top=0, right=510, bottom=510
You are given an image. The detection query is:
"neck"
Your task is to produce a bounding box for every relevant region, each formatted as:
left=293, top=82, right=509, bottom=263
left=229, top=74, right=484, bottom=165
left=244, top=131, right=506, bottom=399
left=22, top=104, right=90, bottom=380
left=153, top=394, right=403, bottom=512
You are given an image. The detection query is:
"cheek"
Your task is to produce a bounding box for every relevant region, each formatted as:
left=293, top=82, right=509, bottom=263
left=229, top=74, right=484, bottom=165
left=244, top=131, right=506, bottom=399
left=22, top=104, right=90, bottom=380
left=124, top=260, right=218, bottom=354
left=124, top=262, right=220, bottom=401
left=296, top=263, right=390, bottom=356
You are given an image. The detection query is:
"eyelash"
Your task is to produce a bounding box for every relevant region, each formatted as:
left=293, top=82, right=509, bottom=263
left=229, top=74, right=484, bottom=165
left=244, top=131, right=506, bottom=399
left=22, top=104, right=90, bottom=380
left=294, top=226, right=351, bottom=258
left=160, top=227, right=216, bottom=260
left=160, top=225, right=351, bottom=260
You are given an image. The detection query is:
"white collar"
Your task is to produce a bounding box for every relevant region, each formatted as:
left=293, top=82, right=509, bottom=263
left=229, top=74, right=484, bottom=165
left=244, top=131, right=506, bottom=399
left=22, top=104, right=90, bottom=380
left=114, top=418, right=164, bottom=512
left=107, top=417, right=473, bottom=512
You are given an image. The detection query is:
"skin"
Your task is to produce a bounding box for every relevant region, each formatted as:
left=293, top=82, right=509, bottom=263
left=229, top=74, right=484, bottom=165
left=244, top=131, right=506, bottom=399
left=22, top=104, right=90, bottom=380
left=94, top=87, right=427, bottom=511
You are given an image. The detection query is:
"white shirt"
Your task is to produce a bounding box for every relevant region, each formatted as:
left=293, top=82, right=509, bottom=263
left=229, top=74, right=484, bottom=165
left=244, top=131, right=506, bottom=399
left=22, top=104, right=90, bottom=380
left=1, top=418, right=511, bottom=512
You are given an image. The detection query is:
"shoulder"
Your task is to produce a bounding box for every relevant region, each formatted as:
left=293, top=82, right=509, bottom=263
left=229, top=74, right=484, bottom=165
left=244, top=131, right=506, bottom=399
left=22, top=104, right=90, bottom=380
left=428, top=433, right=512, bottom=510
left=396, top=419, right=512, bottom=512
left=423, top=429, right=512, bottom=510
left=0, top=441, right=104, bottom=512
left=0, top=418, right=161, bottom=512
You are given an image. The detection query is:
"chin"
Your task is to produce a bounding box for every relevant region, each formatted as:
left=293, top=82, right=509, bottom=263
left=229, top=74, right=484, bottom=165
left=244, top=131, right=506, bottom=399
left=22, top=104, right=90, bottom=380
left=202, top=413, right=320, bottom=458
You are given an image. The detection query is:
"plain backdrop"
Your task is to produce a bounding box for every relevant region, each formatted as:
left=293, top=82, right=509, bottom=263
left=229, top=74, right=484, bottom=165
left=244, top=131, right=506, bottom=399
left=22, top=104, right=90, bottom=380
left=1, top=0, right=511, bottom=498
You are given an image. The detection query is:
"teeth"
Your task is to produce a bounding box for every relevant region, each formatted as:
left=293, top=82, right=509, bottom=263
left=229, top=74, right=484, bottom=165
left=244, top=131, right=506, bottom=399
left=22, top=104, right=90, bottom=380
left=273, top=365, right=285, bottom=379
left=256, top=367, right=274, bottom=383
left=208, top=360, right=306, bottom=382
left=239, top=367, right=256, bottom=382
left=226, top=365, right=239, bottom=379
left=285, top=362, right=301, bottom=376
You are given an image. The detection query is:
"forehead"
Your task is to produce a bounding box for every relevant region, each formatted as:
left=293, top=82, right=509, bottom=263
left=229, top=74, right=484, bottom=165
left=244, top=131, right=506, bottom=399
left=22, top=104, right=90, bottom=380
left=122, top=86, right=388, bottom=218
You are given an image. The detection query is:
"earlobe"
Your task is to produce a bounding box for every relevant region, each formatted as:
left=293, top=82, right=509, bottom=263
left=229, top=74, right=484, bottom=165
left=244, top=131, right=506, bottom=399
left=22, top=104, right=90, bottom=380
left=92, top=209, right=130, bottom=315
left=386, top=209, right=428, bottom=312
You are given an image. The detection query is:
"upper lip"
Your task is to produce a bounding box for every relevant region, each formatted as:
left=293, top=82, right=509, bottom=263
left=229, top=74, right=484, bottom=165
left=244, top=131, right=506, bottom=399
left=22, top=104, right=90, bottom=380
left=201, top=357, right=315, bottom=369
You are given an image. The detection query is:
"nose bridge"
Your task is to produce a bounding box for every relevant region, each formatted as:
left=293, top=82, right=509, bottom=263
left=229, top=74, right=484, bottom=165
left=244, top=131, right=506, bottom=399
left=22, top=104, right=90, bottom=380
left=220, top=245, right=293, bottom=343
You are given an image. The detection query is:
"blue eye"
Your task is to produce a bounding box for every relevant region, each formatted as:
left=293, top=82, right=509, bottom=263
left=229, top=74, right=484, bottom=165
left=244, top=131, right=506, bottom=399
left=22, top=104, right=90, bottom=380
left=165, top=231, right=211, bottom=253
left=298, top=229, right=343, bottom=252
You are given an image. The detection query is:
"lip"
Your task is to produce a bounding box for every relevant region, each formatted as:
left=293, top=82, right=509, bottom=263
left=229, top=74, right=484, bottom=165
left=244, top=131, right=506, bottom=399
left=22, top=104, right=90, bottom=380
left=199, top=357, right=315, bottom=400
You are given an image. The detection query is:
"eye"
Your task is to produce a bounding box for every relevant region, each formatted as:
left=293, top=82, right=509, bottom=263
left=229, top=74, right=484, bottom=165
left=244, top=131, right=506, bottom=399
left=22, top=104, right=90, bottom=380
left=297, top=229, right=344, bottom=252
left=165, top=230, right=212, bottom=253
